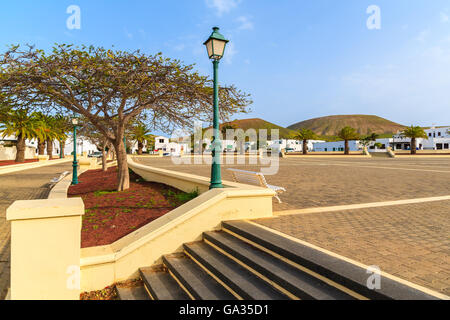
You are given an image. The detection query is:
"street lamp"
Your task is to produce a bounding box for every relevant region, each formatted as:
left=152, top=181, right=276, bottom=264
left=204, top=27, right=229, bottom=189
left=71, top=116, right=79, bottom=185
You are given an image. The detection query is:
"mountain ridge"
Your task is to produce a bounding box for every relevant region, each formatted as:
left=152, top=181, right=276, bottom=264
left=287, top=115, right=406, bottom=136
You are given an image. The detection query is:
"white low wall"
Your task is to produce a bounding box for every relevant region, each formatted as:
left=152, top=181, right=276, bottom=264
left=79, top=156, right=275, bottom=291
left=7, top=198, right=85, bottom=300
left=6, top=155, right=276, bottom=297
left=0, top=146, right=36, bottom=161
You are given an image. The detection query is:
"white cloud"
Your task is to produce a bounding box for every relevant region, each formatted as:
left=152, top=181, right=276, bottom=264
left=237, top=16, right=254, bottom=31
left=224, top=42, right=237, bottom=64
left=206, top=0, right=240, bottom=16
left=124, top=28, right=133, bottom=39
left=440, top=11, right=449, bottom=23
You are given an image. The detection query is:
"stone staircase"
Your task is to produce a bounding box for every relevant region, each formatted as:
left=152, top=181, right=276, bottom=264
left=116, top=220, right=440, bottom=300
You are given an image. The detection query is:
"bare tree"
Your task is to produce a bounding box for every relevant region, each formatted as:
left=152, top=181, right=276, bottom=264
left=0, top=44, right=251, bottom=190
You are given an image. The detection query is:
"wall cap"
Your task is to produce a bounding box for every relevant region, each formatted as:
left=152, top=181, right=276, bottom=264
left=7, top=198, right=85, bottom=221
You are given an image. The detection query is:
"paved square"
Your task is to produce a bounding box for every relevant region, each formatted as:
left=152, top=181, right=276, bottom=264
left=134, top=156, right=450, bottom=211
left=254, top=200, right=450, bottom=295
left=135, top=155, right=450, bottom=295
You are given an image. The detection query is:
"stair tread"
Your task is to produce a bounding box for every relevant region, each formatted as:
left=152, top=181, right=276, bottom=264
left=116, top=285, right=150, bottom=300
left=140, top=266, right=190, bottom=300
left=223, top=220, right=440, bottom=300
left=184, top=242, right=289, bottom=300
left=204, top=230, right=355, bottom=300
left=163, top=254, right=235, bottom=300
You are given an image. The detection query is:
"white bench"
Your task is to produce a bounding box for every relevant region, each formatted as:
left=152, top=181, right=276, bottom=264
left=227, top=168, right=286, bottom=203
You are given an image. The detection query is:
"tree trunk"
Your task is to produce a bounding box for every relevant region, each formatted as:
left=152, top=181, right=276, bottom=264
left=60, top=140, right=66, bottom=158
left=411, top=138, right=417, bottom=155
left=303, top=140, right=308, bottom=155
left=114, top=139, right=130, bottom=191
left=15, top=134, right=26, bottom=163
left=345, top=140, right=350, bottom=155
left=138, top=141, right=143, bottom=155
left=102, top=148, right=107, bottom=172
left=38, top=138, right=45, bottom=155
left=46, top=138, right=53, bottom=159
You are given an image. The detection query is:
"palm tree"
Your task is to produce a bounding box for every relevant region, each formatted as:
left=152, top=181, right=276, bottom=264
left=337, top=126, right=360, bottom=155
left=401, top=126, right=428, bottom=154
left=130, top=122, right=153, bottom=155
left=33, top=112, right=49, bottom=155
left=294, top=128, right=317, bottom=155
left=145, top=135, right=156, bottom=153
left=0, top=109, right=41, bottom=162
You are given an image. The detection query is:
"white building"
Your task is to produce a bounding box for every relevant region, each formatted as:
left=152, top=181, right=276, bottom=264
left=64, top=136, right=99, bottom=156
left=269, top=139, right=325, bottom=153
left=376, top=126, right=450, bottom=151
left=155, top=136, right=191, bottom=155
left=313, top=140, right=363, bottom=152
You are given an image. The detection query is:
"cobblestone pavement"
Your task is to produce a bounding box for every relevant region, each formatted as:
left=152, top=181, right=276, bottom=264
left=134, top=156, right=450, bottom=211
left=135, top=156, right=450, bottom=295
left=253, top=200, right=450, bottom=295
left=0, top=163, right=72, bottom=299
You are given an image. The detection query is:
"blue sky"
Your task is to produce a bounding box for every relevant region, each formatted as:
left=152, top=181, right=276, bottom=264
left=1, top=0, right=450, bottom=130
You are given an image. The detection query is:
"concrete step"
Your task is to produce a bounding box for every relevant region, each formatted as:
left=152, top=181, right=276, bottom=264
left=116, top=285, right=150, bottom=300
left=222, top=220, right=439, bottom=300
left=140, top=265, right=190, bottom=300
left=204, top=230, right=356, bottom=300
left=370, top=152, right=391, bottom=158
left=162, top=253, right=236, bottom=300
left=184, top=242, right=289, bottom=300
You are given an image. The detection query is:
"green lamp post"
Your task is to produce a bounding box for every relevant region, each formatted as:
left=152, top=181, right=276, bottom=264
left=71, top=116, right=79, bottom=185
left=204, top=27, right=229, bottom=189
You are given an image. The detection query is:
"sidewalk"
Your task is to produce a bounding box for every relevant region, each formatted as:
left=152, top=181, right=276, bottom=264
left=0, top=162, right=72, bottom=299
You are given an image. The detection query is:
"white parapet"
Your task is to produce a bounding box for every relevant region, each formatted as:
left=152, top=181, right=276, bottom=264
left=7, top=198, right=85, bottom=300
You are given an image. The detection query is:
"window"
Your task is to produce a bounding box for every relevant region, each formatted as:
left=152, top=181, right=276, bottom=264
left=159, top=139, right=164, bottom=143
left=438, top=132, right=441, bottom=136
left=429, top=133, right=432, bottom=137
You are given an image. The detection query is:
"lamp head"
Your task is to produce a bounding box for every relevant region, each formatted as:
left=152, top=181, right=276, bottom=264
left=204, top=27, right=229, bottom=60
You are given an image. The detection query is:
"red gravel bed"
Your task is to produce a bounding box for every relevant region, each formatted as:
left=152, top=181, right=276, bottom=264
left=68, top=167, right=197, bottom=248
left=0, top=159, right=39, bottom=166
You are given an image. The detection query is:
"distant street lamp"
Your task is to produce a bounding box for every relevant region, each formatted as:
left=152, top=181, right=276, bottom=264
left=204, top=27, right=229, bottom=189
left=71, top=116, right=79, bottom=185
